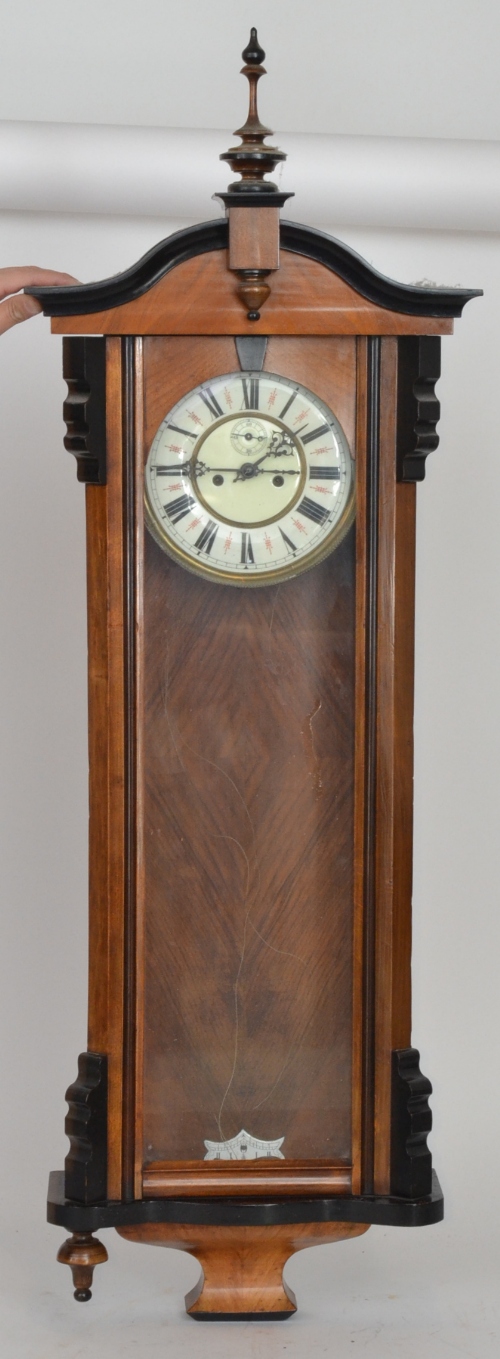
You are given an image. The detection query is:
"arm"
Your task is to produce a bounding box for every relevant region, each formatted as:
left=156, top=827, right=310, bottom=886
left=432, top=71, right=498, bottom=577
left=0, top=267, right=77, bottom=336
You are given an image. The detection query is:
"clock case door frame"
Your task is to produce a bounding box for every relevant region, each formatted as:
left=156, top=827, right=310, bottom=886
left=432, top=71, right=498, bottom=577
left=86, top=331, right=413, bottom=1206
left=32, top=220, right=467, bottom=1226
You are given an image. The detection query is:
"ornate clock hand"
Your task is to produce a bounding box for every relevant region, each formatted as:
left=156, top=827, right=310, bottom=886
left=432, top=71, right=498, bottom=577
left=194, top=464, right=297, bottom=477
left=233, top=444, right=282, bottom=481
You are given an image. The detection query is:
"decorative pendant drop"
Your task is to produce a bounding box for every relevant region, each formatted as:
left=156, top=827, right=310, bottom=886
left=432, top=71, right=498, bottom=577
left=204, top=1129, right=285, bottom=1161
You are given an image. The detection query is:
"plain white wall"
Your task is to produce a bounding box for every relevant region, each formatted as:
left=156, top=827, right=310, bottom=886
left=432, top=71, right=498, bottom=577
left=1, top=0, right=500, bottom=140
left=0, top=2, right=499, bottom=1356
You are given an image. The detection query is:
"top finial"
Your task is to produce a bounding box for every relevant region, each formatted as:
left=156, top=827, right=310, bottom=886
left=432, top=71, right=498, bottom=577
left=219, top=29, right=288, bottom=197
left=242, top=27, right=265, bottom=66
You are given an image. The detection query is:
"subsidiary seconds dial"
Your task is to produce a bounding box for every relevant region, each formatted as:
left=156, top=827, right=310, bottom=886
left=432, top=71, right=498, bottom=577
left=144, top=371, right=355, bottom=585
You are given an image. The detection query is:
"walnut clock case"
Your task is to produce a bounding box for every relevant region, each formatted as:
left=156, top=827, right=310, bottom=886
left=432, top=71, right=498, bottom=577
left=29, top=30, right=481, bottom=1322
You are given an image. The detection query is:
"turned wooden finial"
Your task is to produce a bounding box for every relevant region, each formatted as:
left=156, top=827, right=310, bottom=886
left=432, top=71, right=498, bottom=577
left=57, top=1232, right=108, bottom=1302
left=218, top=31, right=293, bottom=322
left=219, top=29, right=286, bottom=195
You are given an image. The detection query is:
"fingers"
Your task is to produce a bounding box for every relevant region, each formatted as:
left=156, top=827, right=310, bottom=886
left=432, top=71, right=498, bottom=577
left=0, top=292, right=43, bottom=336
left=0, top=265, right=79, bottom=335
left=0, top=266, right=78, bottom=300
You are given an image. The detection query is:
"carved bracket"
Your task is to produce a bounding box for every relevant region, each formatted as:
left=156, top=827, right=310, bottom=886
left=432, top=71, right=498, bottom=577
left=64, top=1052, right=108, bottom=1204
left=396, top=336, right=441, bottom=482
left=63, top=337, right=106, bottom=484
left=391, top=1047, right=433, bottom=1198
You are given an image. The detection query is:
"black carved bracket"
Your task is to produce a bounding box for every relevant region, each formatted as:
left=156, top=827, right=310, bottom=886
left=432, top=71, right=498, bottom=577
left=391, top=1047, right=433, bottom=1198
left=62, top=338, right=106, bottom=485
left=397, top=336, right=441, bottom=482
left=64, top=1052, right=108, bottom=1205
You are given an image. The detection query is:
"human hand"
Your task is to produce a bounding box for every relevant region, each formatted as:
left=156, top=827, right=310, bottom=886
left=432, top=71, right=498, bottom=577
left=0, top=267, right=77, bottom=336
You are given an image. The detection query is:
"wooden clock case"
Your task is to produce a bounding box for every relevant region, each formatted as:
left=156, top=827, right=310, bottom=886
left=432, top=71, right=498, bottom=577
left=28, top=38, right=480, bottom=1321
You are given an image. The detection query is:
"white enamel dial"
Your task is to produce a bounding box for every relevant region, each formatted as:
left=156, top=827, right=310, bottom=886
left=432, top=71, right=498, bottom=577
left=144, top=371, right=355, bottom=586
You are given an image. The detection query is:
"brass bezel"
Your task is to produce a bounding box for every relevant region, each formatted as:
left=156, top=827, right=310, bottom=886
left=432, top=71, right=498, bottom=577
left=144, top=484, right=356, bottom=588
left=144, top=372, right=355, bottom=588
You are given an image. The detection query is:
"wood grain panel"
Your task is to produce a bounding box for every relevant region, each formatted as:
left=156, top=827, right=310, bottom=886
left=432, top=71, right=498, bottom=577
left=351, top=337, right=369, bottom=1195
left=50, top=250, right=454, bottom=337
left=86, top=337, right=126, bottom=1199
left=117, top=1220, right=369, bottom=1318
left=142, top=1161, right=351, bottom=1196
left=373, top=337, right=415, bottom=1194
left=138, top=336, right=357, bottom=1176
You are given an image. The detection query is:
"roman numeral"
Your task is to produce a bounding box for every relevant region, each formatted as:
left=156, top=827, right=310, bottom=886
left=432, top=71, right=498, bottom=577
left=165, top=493, right=196, bottom=523
left=309, top=466, right=340, bottom=480
left=297, top=496, right=331, bottom=525
left=279, top=389, right=297, bottom=420
left=241, top=377, right=259, bottom=409
left=200, top=387, right=223, bottom=419
left=155, top=464, right=191, bottom=476
left=194, top=519, right=218, bottom=554
left=279, top=527, right=297, bottom=554
left=241, top=532, right=255, bottom=565
left=167, top=422, right=196, bottom=439
left=301, top=423, right=331, bottom=445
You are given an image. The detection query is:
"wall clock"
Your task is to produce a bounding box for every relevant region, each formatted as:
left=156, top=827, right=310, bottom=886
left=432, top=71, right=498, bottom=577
left=28, top=29, right=480, bottom=1322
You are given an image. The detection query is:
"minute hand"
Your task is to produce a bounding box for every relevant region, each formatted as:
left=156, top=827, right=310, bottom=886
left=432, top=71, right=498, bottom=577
left=195, top=465, right=297, bottom=477
left=232, top=448, right=281, bottom=482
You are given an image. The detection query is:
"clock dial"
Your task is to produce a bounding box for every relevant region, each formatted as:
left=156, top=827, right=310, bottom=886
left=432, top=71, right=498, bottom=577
left=144, top=371, right=355, bottom=585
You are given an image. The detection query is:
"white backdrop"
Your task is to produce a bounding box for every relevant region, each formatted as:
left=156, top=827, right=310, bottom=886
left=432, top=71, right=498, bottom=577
left=0, top=2, right=499, bottom=1357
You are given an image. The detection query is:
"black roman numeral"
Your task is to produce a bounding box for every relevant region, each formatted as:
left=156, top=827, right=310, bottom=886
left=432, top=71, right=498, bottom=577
left=297, top=496, right=331, bottom=525
left=241, top=532, right=255, bottom=564
left=194, top=519, right=218, bottom=554
left=165, top=493, right=196, bottom=523
left=200, top=387, right=223, bottom=419
left=242, top=377, right=259, bottom=410
left=155, top=464, right=191, bottom=476
left=309, top=466, right=340, bottom=480
left=279, top=527, right=297, bottom=554
left=167, top=422, right=196, bottom=439
left=278, top=389, right=297, bottom=420
left=301, top=423, right=331, bottom=445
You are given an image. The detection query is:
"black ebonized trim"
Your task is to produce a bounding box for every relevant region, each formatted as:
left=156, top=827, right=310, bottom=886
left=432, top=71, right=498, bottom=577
left=121, top=338, right=137, bottom=1203
left=391, top=1048, right=433, bottom=1198
left=48, top=1169, right=444, bottom=1231
left=190, top=1310, right=294, bottom=1322
left=396, top=337, right=441, bottom=482
left=26, top=219, right=480, bottom=319
left=235, top=335, right=268, bottom=370
left=280, top=223, right=481, bottom=318
left=62, top=338, right=106, bottom=484
left=361, top=337, right=380, bottom=1194
left=215, top=192, right=293, bottom=208
left=64, top=1054, right=108, bottom=1205
left=28, top=221, right=228, bottom=317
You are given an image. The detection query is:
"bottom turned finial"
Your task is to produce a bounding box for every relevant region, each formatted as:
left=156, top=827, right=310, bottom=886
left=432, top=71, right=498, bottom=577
left=57, top=1232, right=108, bottom=1301
left=235, top=270, right=272, bottom=319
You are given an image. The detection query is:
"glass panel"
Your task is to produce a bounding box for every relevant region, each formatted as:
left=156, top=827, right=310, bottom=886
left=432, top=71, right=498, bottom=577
left=141, top=530, right=355, bottom=1165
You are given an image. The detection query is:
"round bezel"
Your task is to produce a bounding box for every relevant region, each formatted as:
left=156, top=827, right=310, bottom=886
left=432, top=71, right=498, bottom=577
left=144, top=371, right=355, bottom=587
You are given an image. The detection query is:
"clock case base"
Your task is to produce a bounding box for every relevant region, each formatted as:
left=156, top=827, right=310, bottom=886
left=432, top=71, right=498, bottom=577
left=48, top=1170, right=443, bottom=1319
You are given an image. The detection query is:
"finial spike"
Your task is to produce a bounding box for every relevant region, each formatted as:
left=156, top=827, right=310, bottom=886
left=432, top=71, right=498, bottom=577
left=219, top=30, right=286, bottom=194
left=242, top=28, right=265, bottom=66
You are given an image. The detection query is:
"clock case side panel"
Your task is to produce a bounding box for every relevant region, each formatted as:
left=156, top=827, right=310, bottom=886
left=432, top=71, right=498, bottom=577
left=84, top=337, right=128, bottom=1202
left=372, top=337, right=436, bottom=1199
